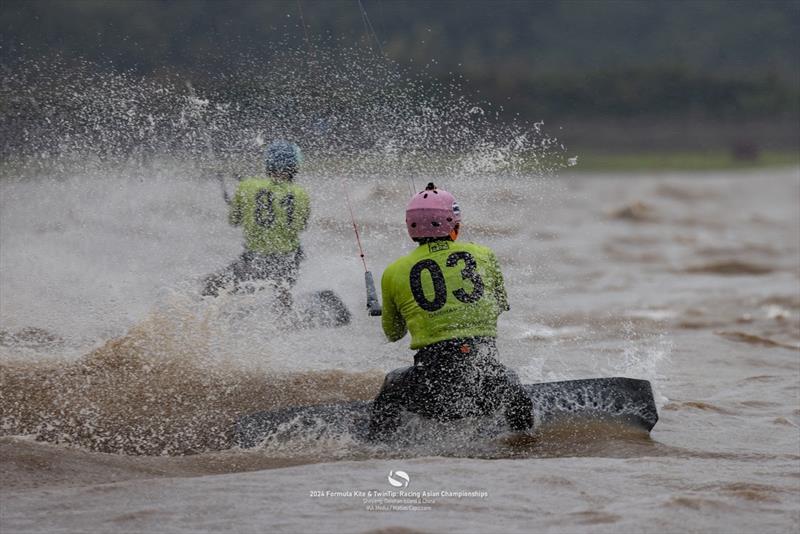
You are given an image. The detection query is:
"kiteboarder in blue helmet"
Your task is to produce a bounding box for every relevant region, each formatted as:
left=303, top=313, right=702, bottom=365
left=201, top=140, right=310, bottom=308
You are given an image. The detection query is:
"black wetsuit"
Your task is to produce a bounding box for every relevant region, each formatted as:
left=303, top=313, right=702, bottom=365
left=368, top=337, right=534, bottom=440
left=201, top=248, right=302, bottom=303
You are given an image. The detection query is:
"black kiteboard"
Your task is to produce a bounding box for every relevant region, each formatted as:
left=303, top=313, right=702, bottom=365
left=212, top=289, right=352, bottom=329
left=234, top=376, right=658, bottom=448
left=292, top=290, right=352, bottom=328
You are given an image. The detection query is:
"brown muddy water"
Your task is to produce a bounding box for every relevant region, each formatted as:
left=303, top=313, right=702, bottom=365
left=1, top=168, right=798, bottom=533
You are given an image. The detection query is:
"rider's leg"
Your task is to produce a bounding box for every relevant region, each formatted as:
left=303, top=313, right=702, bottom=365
left=471, top=340, right=534, bottom=432
left=500, top=367, right=534, bottom=432
left=201, top=255, right=242, bottom=296
left=367, top=366, right=415, bottom=441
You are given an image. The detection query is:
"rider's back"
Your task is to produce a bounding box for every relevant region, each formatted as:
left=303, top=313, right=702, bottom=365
left=381, top=239, right=509, bottom=349
left=229, top=178, right=310, bottom=255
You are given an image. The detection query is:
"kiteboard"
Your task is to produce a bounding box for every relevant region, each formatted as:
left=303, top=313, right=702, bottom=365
left=234, top=376, right=658, bottom=448
left=292, top=289, right=352, bottom=328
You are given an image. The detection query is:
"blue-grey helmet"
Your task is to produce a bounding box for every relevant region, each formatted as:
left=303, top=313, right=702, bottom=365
left=265, top=140, right=303, bottom=177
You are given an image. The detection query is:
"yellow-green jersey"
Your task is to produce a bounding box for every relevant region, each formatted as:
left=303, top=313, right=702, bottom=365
left=229, top=177, right=310, bottom=254
left=381, top=240, right=510, bottom=349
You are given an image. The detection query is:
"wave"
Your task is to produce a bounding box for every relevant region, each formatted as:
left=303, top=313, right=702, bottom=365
left=0, top=327, right=64, bottom=350
left=0, top=436, right=338, bottom=491
left=662, top=401, right=736, bottom=415
left=683, top=260, right=774, bottom=275
left=609, top=201, right=658, bottom=222
left=0, top=315, right=383, bottom=456
left=715, top=331, right=800, bottom=350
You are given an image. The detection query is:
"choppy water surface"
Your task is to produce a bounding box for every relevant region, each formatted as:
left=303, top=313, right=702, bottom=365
left=1, top=163, right=798, bottom=533
left=1, top=46, right=798, bottom=534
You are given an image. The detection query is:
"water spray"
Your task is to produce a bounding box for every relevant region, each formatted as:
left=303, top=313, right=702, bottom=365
left=344, top=186, right=382, bottom=316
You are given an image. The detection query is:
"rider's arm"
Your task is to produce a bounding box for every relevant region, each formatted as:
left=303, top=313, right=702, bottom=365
left=487, top=251, right=510, bottom=312
left=228, top=186, right=244, bottom=226
left=381, top=268, right=407, bottom=341
left=296, top=188, right=311, bottom=231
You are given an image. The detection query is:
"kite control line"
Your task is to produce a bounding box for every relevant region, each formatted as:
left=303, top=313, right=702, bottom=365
left=344, top=188, right=382, bottom=316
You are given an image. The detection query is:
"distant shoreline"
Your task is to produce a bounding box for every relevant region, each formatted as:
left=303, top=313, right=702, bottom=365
left=563, top=150, right=800, bottom=173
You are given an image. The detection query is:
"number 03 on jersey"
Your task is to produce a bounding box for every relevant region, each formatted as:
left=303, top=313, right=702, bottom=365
left=380, top=240, right=509, bottom=349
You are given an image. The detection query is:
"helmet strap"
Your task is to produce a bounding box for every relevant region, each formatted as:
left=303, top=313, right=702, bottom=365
left=449, top=224, right=460, bottom=241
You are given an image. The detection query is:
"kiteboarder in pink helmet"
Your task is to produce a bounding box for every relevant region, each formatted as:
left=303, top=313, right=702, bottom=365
left=405, top=183, right=461, bottom=241
left=368, top=182, right=533, bottom=441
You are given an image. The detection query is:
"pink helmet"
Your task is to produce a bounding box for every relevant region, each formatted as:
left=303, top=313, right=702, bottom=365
left=405, top=182, right=461, bottom=239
